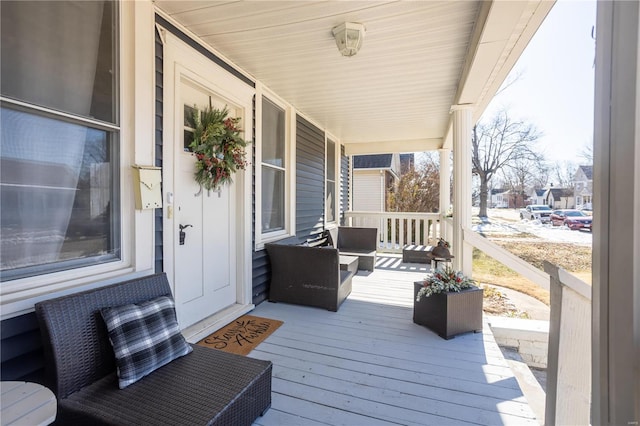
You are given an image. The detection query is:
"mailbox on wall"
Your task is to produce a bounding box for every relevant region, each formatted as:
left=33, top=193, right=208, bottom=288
left=132, top=165, right=162, bottom=210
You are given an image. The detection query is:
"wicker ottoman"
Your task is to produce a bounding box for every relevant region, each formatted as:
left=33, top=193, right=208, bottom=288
left=402, top=245, right=433, bottom=263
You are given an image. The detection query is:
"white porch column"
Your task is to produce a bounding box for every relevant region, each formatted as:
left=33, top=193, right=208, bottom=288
left=592, top=1, right=640, bottom=423
left=451, top=106, right=473, bottom=275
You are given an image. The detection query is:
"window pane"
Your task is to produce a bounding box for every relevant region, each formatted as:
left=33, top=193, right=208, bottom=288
left=326, top=182, right=336, bottom=223
left=262, top=167, right=284, bottom=233
left=1, top=1, right=117, bottom=123
left=327, top=139, right=336, bottom=180
left=184, top=130, right=195, bottom=153
left=262, top=98, right=285, bottom=168
left=1, top=107, right=120, bottom=280
left=184, top=105, right=196, bottom=128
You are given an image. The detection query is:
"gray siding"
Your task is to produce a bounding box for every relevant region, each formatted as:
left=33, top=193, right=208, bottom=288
left=341, top=145, right=349, bottom=225
left=155, top=27, right=164, bottom=273
left=296, top=115, right=325, bottom=238
left=0, top=313, right=44, bottom=382
left=251, top=96, right=271, bottom=305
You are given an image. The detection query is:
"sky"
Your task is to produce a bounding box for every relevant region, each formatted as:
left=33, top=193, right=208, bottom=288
left=481, top=0, right=597, bottom=165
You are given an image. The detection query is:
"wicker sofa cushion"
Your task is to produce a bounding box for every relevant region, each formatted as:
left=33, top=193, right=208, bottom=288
left=101, top=295, right=192, bottom=389
left=59, top=345, right=272, bottom=425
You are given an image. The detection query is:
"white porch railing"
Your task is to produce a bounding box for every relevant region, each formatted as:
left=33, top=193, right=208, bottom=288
left=345, top=211, right=442, bottom=252
left=463, top=227, right=549, bottom=290
left=543, top=262, right=592, bottom=426
left=462, top=225, right=591, bottom=426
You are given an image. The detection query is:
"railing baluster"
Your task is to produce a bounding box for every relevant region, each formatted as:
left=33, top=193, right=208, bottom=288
left=382, top=217, right=389, bottom=249
left=390, top=216, right=396, bottom=250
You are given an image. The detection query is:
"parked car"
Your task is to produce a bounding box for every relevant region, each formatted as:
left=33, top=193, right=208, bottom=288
left=550, top=209, right=593, bottom=230
left=520, top=205, right=553, bottom=223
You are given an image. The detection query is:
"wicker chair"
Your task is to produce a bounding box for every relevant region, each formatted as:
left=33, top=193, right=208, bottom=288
left=35, top=273, right=272, bottom=425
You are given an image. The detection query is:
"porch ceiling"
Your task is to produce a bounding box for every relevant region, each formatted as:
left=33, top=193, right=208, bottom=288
left=155, top=1, right=553, bottom=154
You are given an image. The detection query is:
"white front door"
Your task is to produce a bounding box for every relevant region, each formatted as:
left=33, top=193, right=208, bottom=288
left=173, top=82, right=237, bottom=327
left=162, top=33, right=254, bottom=329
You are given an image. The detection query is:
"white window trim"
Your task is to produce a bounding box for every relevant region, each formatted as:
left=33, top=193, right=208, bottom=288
left=325, top=133, right=340, bottom=228
left=0, top=1, right=155, bottom=320
left=254, top=84, right=295, bottom=250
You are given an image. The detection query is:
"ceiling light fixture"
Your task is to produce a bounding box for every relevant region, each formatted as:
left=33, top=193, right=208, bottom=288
left=332, top=22, right=366, bottom=57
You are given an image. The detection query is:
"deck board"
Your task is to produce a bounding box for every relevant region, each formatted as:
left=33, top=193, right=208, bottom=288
left=251, top=255, right=539, bottom=425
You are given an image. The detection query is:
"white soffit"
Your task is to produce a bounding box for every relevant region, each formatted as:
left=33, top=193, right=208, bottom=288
left=155, top=1, right=553, bottom=152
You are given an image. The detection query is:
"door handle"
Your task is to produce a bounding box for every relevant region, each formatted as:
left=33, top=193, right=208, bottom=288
left=179, top=224, right=193, bottom=245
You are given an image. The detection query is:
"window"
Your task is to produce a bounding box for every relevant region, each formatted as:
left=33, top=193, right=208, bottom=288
left=326, top=138, right=337, bottom=224
left=1, top=1, right=119, bottom=281
left=261, top=98, right=286, bottom=234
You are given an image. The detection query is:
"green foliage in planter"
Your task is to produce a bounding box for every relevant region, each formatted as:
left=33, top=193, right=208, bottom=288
left=416, top=265, right=476, bottom=300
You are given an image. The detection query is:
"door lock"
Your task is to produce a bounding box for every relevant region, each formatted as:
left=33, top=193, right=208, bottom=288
left=179, top=224, right=193, bottom=245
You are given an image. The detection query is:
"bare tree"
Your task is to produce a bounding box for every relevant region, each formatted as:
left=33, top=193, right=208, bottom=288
left=500, top=156, right=545, bottom=207
left=531, top=161, right=550, bottom=190
left=579, top=141, right=593, bottom=164
left=550, top=160, right=577, bottom=189
left=388, top=155, right=440, bottom=213
left=472, top=110, right=542, bottom=217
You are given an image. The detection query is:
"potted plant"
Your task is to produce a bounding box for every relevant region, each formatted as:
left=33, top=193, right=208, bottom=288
left=413, top=266, right=483, bottom=339
left=189, top=105, right=250, bottom=192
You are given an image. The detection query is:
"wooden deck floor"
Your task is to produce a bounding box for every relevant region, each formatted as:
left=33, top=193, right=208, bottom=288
left=250, top=255, right=539, bottom=426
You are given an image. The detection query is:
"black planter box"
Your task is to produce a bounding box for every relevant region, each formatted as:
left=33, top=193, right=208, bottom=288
left=413, top=281, right=483, bottom=339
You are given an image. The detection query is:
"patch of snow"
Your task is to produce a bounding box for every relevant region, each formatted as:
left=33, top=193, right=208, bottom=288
left=473, top=208, right=592, bottom=247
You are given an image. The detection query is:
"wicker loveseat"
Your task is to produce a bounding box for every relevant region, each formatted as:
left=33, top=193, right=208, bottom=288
left=35, top=273, right=272, bottom=425
left=265, top=241, right=354, bottom=311
left=326, top=226, right=378, bottom=271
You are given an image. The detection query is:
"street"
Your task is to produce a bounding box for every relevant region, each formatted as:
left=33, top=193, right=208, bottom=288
left=472, top=208, right=592, bottom=247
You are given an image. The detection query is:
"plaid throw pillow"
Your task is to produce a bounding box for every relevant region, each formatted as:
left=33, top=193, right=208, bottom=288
left=101, top=296, right=193, bottom=389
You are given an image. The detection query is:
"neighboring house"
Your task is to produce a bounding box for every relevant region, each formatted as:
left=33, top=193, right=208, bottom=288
left=1, top=2, right=637, bottom=418
left=489, top=188, right=509, bottom=208
left=352, top=154, right=400, bottom=212
left=489, top=188, right=526, bottom=209
left=574, top=165, right=593, bottom=210
left=544, top=187, right=575, bottom=209
left=528, top=188, right=546, bottom=205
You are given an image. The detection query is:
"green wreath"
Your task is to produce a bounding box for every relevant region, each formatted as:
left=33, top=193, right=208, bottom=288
left=189, top=106, right=250, bottom=191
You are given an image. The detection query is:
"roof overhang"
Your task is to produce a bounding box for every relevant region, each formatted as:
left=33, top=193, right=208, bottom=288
left=154, top=1, right=554, bottom=155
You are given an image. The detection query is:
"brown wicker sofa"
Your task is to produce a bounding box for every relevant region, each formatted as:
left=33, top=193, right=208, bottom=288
left=266, top=240, right=354, bottom=311
left=35, top=273, right=272, bottom=425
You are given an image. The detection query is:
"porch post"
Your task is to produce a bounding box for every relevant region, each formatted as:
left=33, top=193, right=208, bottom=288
left=592, top=1, right=640, bottom=423
left=451, top=106, right=473, bottom=275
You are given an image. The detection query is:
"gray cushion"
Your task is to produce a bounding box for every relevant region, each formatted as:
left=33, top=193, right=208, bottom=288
left=101, top=296, right=192, bottom=389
